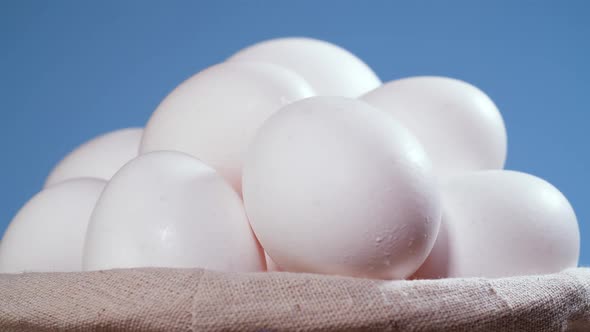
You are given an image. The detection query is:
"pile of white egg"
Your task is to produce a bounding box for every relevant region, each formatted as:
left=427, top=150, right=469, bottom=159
left=0, top=37, right=580, bottom=280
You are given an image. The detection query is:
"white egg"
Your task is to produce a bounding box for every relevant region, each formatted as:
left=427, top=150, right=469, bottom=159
left=140, top=62, right=314, bottom=193
left=83, top=151, right=265, bottom=272
left=243, top=96, right=441, bottom=279
left=362, top=76, right=507, bottom=178
left=0, top=178, right=106, bottom=273
left=414, top=170, right=580, bottom=279
left=410, top=217, right=451, bottom=279
left=265, top=252, right=282, bottom=272
left=45, top=128, right=143, bottom=187
left=228, top=37, right=381, bottom=98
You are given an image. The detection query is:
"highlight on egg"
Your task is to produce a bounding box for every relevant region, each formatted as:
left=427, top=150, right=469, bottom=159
left=228, top=37, right=381, bottom=98
left=140, top=61, right=314, bottom=193
left=242, top=96, right=441, bottom=280
left=0, top=178, right=106, bottom=273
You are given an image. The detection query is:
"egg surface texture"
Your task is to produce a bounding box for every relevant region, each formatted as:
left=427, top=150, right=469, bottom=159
left=45, top=128, right=143, bottom=187
left=265, top=252, right=282, bottom=272
left=415, top=170, right=579, bottom=279
left=228, top=37, right=381, bottom=98
left=362, top=76, right=507, bottom=178
left=242, top=96, right=441, bottom=279
left=410, top=216, right=451, bottom=279
left=140, top=62, right=314, bottom=192
left=83, top=151, right=264, bottom=272
left=0, top=178, right=106, bottom=273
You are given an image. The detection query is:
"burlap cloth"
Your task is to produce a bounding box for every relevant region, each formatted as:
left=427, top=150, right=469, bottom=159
left=1, top=267, right=589, bottom=332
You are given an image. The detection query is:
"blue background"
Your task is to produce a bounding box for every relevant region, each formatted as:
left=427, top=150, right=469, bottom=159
left=1, top=1, right=588, bottom=265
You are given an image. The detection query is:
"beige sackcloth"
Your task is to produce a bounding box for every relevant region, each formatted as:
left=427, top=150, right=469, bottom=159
left=1, top=267, right=589, bottom=332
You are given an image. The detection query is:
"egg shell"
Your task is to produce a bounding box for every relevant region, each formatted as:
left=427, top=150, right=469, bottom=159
left=243, top=96, right=441, bottom=279
left=410, top=217, right=451, bottom=279
left=265, top=252, right=282, bottom=272
left=83, top=151, right=265, bottom=272
left=228, top=37, right=381, bottom=98
left=140, top=62, right=314, bottom=193
left=45, top=128, right=143, bottom=187
left=413, top=170, right=580, bottom=279
left=0, top=178, right=106, bottom=273
left=362, top=76, right=507, bottom=178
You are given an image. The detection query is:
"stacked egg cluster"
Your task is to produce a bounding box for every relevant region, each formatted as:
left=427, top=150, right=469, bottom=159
left=0, top=38, right=580, bottom=280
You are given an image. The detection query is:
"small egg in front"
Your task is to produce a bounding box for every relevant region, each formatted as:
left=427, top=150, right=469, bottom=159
left=0, top=178, right=106, bottom=273
left=83, top=151, right=265, bottom=272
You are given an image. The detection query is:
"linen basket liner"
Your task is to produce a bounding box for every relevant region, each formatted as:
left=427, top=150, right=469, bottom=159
left=1, top=267, right=589, bottom=331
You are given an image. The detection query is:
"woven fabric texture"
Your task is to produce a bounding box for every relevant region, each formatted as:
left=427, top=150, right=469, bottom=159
left=1, top=267, right=589, bottom=332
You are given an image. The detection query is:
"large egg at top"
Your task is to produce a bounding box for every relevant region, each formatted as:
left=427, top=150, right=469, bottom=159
left=414, top=170, right=579, bottom=279
left=228, top=37, right=381, bottom=98
left=140, top=62, right=314, bottom=192
left=242, top=96, right=441, bottom=279
left=82, top=151, right=265, bottom=272
left=0, top=178, right=106, bottom=273
left=362, top=77, right=507, bottom=178
left=45, top=128, right=143, bottom=187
